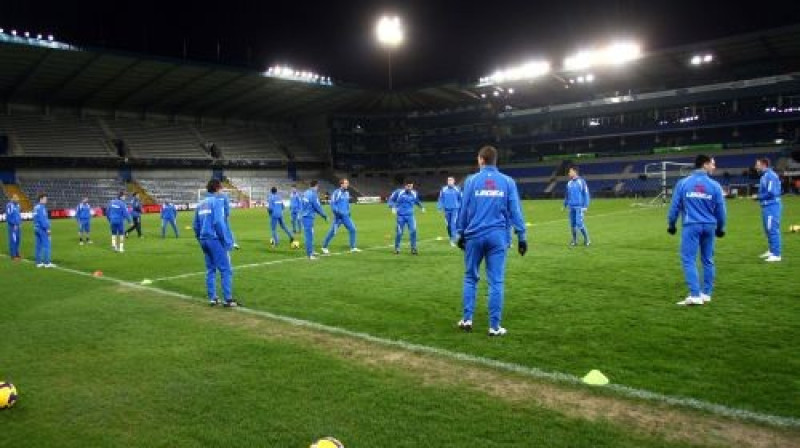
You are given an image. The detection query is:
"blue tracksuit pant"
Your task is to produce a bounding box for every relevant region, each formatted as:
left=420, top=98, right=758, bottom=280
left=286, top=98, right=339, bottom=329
left=200, top=238, right=232, bottom=301
left=271, top=216, right=293, bottom=244
left=34, top=228, right=51, bottom=264
left=680, top=223, right=716, bottom=297
left=762, top=203, right=782, bottom=256
left=78, top=219, right=91, bottom=233
left=291, top=211, right=301, bottom=233
left=569, top=207, right=590, bottom=243
left=444, top=209, right=458, bottom=240
left=323, top=214, right=356, bottom=249
left=302, top=217, right=316, bottom=257
left=462, top=229, right=508, bottom=329
left=7, top=223, right=21, bottom=257
left=162, top=219, right=179, bottom=238
left=395, top=215, right=417, bottom=250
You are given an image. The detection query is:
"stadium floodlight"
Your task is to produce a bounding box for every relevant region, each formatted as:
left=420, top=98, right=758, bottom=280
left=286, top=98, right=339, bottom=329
left=36, top=34, right=42, bottom=39
left=563, top=41, right=642, bottom=71
left=375, top=15, right=404, bottom=48
left=478, top=60, right=550, bottom=86
left=480, top=93, right=487, bottom=99
left=690, top=55, right=702, bottom=65
left=508, top=88, right=514, bottom=94
left=585, top=73, right=595, bottom=82
left=47, top=35, right=54, bottom=41
left=24, top=31, right=30, bottom=38
left=0, top=28, right=4, bottom=33
left=703, top=54, right=713, bottom=63
left=11, top=30, right=16, bottom=36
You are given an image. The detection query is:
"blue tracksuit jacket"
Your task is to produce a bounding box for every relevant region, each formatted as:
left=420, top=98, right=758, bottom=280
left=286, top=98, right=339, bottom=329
left=564, top=177, right=591, bottom=208
left=387, top=189, right=423, bottom=216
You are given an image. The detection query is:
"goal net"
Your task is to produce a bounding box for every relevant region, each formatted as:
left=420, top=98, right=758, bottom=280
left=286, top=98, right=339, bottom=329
left=196, top=187, right=253, bottom=209
left=632, top=161, right=695, bottom=207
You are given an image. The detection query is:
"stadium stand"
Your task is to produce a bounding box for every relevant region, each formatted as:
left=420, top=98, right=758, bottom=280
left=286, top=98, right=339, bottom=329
left=0, top=115, right=113, bottom=158
left=16, top=177, right=126, bottom=209
left=195, top=125, right=286, bottom=161
left=136, top=178, right=208, bottom=204
left=106, top=119, right=209, bottom=159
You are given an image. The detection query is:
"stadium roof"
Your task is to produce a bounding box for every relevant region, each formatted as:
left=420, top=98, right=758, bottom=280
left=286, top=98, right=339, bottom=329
left=1, top=24, right=800, bottom=120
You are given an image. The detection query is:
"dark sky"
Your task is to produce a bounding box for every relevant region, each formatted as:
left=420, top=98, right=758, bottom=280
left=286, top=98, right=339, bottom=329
left=2, top=0, right=799, bottom=89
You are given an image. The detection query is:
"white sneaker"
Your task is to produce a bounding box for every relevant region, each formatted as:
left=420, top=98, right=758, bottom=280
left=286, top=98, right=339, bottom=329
left=765, top=255, right=782, bottom=262
left=308, top=255, right=319, bottom=260
left=457, top=319, right=473, bottom=332
left=79, top=241, right=84, bottom=246
left=488, top=327, right=507, bottom=336
left=119, top=248, right=125, bottom=253
left=36, top=263, right=45, bottom=268
left=700, top=293, right=712, bottom=303
left=676, top=296, right=704, bottom=306
left=759, top=251, right=773, bottom=259
left=45, top=263, right=56, bottom=268
left=321, top=248, right=330, bottom=255
left=350, top=248, right=362, bottom=253
left=450, top=242, right=456, bottom=248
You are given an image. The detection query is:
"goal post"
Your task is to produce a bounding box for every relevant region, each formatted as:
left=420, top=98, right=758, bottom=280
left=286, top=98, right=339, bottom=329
left=632, top=161, right=695, bottom=207
left=196, top=187, right=253, bottom=208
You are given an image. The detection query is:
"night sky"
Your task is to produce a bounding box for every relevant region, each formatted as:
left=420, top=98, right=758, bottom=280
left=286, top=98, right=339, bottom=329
left=2, top=0, right=799, bottom=89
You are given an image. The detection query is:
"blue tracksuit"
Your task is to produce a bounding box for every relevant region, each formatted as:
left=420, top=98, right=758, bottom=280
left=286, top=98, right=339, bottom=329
left=300, top=188, right=328, bottom=257
left=161, top=203, right=179, bottom=238
left=757, top=168, right=782, bottom=257
left=437, top=185, right=462, bottom=240
left=5, top=201, right=21, bottom=257
left=107, top=199, right=131, bottom=236
left=76, top=202, right=92, bottom=233
left=33, top=203, right=51, bottom=265
left=290, top=192, right=302, bottom=233
left=456, top=165, right=527, bottom=330
left=388, top=188, right=423, bottom=250
left=126, top=196, right=143, bottom=237
left=323, top=188, right=357, bottom=250
left=194, top=193, right=233, bottom=302
left=564, top=176, right=591, bottom=244
left=668, top=170, right=727, bottom=297
left=218, top=194, right=236, bottom=246
left=267, top=193, right=293, bottom=245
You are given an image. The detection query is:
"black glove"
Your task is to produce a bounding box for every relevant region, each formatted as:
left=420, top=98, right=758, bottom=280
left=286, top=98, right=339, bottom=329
left=715, top=228, right=725, bottom=238
left=667, top=226, right=677, bottom=235
left=518, top=240, right=528, bottom=256
left=456, top=237, right=466, bottom=251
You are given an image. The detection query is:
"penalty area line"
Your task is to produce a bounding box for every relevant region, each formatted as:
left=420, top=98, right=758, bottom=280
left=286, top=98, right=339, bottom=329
left=5, top=253, right=800, bottom=429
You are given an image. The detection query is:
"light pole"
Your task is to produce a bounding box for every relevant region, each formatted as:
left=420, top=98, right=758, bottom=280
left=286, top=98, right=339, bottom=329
left=375, top=15, right=404, bottom=90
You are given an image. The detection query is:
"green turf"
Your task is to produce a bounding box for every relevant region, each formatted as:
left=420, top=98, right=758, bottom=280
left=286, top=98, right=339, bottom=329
left=0, top=259, right=698, bottom=447
left=3, top=196, right=799, bottom=426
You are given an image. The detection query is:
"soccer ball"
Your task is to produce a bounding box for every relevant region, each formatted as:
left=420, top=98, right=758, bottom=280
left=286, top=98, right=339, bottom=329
left=291, top=240, right=301, bottom=249
left=310, top=437, right=344, bottom=448
left=790, top=225, right=800, bottom=233
left=0, top=382, right=18, bottom=409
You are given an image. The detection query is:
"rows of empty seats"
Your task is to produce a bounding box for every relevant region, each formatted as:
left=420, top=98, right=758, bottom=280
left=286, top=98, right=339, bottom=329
left=0, top=115, right=113, bottom=158
left=503, top=165, right=557, bottom=178
left=17, top=178, right=126, bottom=210
left=270, top=126, right=323, bottom=162
left=136, top=178, right=208, bottom=204
left=108, top=119, right=209, bottom=159
left=196, top=125, right=286, bottom=161
left=227, top=177, right=298, bottom=201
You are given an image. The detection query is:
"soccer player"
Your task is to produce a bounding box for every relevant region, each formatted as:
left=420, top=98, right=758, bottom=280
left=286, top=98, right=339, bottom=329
left=219, top=193, right=240, bottom=250
left=125, top=192, right=143, bottom=238
left=5, top=194, right=22, bottom=260
left=33, top=193, right=54, bottom=268
left=267, top=187, right=294, bottom=247
left=564, top=167, right=591, bottom=246
left=107, top=191, right=132, bottom=252
left=290, top=186, right=302, bottom=234
left=194, top=179, right=239, bottom=307
left=322, top=178, right=360, bottom=254
left=75, top=196, right=93, bottom=245
left=454, top=146, right=527, bottom=336
left=437, top=176, right=462, bottom=246
left=161, top=200, right=179, bottom=238
left=754, top=158, right=783, bottom=262
left=388, top=180, right=425, bottom=255
left=300, top=180, right=328, bottom=260
left=667, top=154, right=727, bottom=306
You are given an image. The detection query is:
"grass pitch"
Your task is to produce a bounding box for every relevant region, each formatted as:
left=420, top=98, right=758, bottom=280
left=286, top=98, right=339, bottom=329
left=1, top=197, right=799, bottom=447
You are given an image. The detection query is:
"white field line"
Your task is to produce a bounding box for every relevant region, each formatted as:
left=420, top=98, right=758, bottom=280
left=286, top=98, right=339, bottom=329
left=5, top=253, right=799, bottom=429
left=155, top=206, right=657, bottom=282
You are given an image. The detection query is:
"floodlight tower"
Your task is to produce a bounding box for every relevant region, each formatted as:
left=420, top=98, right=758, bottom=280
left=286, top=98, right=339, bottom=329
left=375, top=15, right=404, bottom=90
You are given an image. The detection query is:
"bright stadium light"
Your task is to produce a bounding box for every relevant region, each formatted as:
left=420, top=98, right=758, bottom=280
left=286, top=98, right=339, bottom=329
left=375, top=15, right=404, bottom=48
left=703, top=54, right=713, bottom=63
left=47, top=34, right=54, bottom=41
left=478, top=60, right=550, bottom=86
left=563, top=41, right=642, bottom=71
left=691, top=55, right=702, bottom=65
left=585, top=73, right=595, bottom=82
left=11, top=30, right=17, bottom=36
left=24, top=31, right=30, bottom=38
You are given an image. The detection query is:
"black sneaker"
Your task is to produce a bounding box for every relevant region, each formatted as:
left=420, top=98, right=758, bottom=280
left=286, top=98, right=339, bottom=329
left=457, top=319, right=473, bottom=332
left=411, top=248, right=418, bottom=255
left=209, top=299, right=220, bottom=307
left=223, top=300, right=241, bottom=308
left=394, top=249, right=400, bottom=255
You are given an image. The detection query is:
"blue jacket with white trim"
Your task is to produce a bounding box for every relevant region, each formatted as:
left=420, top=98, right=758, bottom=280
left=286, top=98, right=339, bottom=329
left=5, top=201, right=21, bottom=226
left=193, top=193, right=232, bottom=248
left=388, top=189, right=423, bottom=216
left=161, top=203, right=177, bottom=221
left=267, top=193, right=285, bottom=216
left=290, top=192, right=302, bottom=214
left=76, top=202, right=92, bottom=221
left=757, top=168, right=782, bottom=207
left=668, top=170, right=727, bottom=229
left=564, top=177, right=591, bottom=208
left=330, top=188, right=351, bottom=216
left=33, top=203, right=50, bottom=231
left=456, top=165, right=527, bottom=241
left=106, top=199, right=131, bottom=224
left=437, top=185, right=462, bottom=211
left=301, top=189, right=327, bottom=220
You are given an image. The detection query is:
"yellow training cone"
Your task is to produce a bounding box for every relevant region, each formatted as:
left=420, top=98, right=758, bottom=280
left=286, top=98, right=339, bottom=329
left=582, top=369, right=609, bottom=386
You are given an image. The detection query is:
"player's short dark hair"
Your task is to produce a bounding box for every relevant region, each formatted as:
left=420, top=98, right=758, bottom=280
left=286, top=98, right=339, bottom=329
left=271, top=187, right=277, bottom=194
left=131, top=192, right=138, bottom=197
left=339, top=178, right=348, bottom=185
left=694, top=154, right=711, bottom=168
left=310, top=180, right=319, bottom=187
left=478, top=145, right=498, bottom=165
left=207, top=179, right=222, bottom=193
left=757, top=158, right=771, bottom=167
left=569, top=166, right=579, bottom=173
left=404, top=179, right=414, bottom=186
left=118, top=190, right=126, bottom=198
left=37, top=193, right=47, bottom=200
